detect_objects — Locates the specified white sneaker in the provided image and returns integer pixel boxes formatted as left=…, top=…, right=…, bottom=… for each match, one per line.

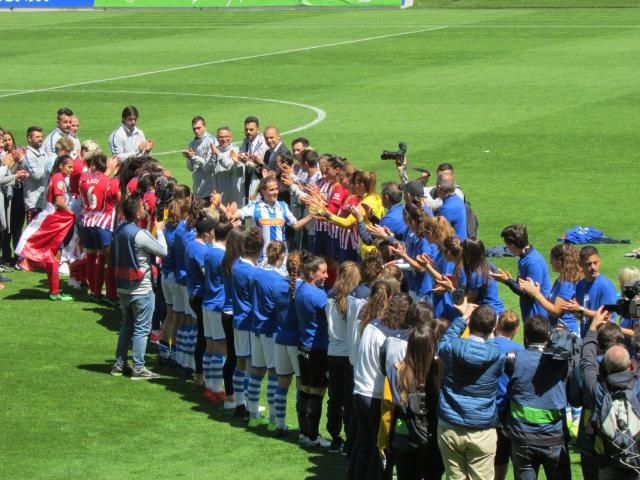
left=301, top=435, right=331, bottom=448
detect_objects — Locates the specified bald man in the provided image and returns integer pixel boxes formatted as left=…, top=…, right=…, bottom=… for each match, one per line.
left=262, top=126, right=290, bottom=173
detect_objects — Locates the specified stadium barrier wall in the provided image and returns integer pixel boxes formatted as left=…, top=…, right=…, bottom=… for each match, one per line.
left=92, top=0, right=404, bottom=7
left=0, top=0, right=93, bottom=7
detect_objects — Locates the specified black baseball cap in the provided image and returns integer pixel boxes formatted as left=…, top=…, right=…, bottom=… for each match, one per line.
left=399, top=180, right=426, bottom=198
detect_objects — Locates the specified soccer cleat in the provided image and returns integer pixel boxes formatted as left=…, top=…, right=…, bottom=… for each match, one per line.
left=130, top=367, right=161, bottom=381
left=0, top=274, right=12, bottom=282
left=149, top=330, right=162, bottom=345
left=50, top=293, right=73, bottom=301
left=267, top=422, right=278, bottom=432
left=233, top=404, right=249, bottom=419
left=247, top=417, right=270, bottom=428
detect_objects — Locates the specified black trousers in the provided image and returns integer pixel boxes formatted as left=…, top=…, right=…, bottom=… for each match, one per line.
left=327, top=355, right=354, bottom=442
left=222, top=312, right=236, bottom=396
left=188, top=295, right=205, bottom=375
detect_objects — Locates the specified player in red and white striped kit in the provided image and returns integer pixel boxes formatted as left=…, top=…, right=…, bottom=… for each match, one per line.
left=79, top=153, right=119, bottom=304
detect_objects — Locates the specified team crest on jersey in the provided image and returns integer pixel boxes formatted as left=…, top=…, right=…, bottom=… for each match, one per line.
left=259, top=218, right=285, bottom=227
left=57, top=181, right=64, bottom=191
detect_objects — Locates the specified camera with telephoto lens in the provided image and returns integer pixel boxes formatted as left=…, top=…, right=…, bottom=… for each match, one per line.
left=380, top=142, right=408, bottom=165
left=154, top=176, right=175, bottom=221
left=604, top=281, right=640, bottom=320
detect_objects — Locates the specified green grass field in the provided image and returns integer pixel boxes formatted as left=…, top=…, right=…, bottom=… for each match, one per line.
left=1, top=5, right=639, bottom=480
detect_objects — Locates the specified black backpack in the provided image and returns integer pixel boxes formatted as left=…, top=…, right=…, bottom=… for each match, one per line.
left=391, top=386, right=431, bottom=452
left=464, top=200, right=479, bottom=239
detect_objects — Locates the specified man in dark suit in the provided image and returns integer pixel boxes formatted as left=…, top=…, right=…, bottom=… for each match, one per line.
left=262, top=126, right=290, bottom=172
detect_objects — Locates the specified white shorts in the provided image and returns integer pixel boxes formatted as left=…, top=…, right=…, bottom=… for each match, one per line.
left=172, top=282, right=185, bottom=313
left=274, top=343, right=300, bottom=377
left=161, top=273, right=177, bottom=307
left=178, top=284, right=193, bottom=317
left=234, top=329, right=251, bottom=358
left=250, top=333, right=275, bottom=369
left=203, top=309, right=225, bottom=341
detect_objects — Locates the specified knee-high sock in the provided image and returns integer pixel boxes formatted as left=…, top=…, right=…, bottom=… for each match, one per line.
left=275, top=386, right=289, bottom=429
left=233, top=369, right=246, bottom=407
left=211, top=353, right=224, bottom=392
left=267, top=374, right=278, bottom=423
left=85, top=252, right=97, bottom=293
left=202, top=352, right=212, bottom=389
left=247, top=374, right=263, bottom=418
left=93, top=254, right=106, bottom=297
left=46, top=261, right=60, bottom=295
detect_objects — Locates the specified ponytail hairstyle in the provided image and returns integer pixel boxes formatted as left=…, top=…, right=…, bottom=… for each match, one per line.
left=359, top=279, right=400, bottom=333
left=361, top=249, right=383, bottom=284
left=397, top=323, right=441, bottom=406
left=222, top=229, right=244, bottom=276
left=353, top=170, right=377, bottom=196
left=186, top=198, right=207, bottom=230
left=301, top=254, right=326, bottom=282
left=243, top=227, right=264, bottom=257
left=381, top=293, right=413, bottom=330
left=333, top=261, right=361, bottom=318
left=52, top=154, right=73, bottom=175
left=213, top=212, right=233, bottom=243
left=194, top=211, right=217, bottom=236
left=286, top=251, right=303, bottom=299
left=462, top=237, right=490, bottom=290
left=266, top=240, right=286, bottom=267
left=551, top=243, right=583, bottom=283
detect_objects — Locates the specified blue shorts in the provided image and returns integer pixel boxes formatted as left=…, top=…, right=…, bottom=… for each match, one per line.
left=81, top=226, right=113, bottom=250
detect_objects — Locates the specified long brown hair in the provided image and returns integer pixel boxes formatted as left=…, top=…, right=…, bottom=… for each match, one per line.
left=359, top=279, right=400, bottom=333
left=381, top=293, right=413, bottom=330
left=550, top=244, right=583, bottom=283
left=397, top=323, right=442, bottom=406
left=333, top=261, right=361, bottom=318
left=424, top=216, right=455, bottom=248
left=222, top=229, right=244, bottom=276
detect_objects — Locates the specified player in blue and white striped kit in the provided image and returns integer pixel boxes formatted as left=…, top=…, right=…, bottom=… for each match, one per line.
left=246, top=240, right=288, bottom=429
left=230, top=227, right=264, bottom=419
left=232, top=177, right=313, bottom=258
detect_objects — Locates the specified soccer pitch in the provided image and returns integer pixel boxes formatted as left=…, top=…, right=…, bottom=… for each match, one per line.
left=0, top=5, right=639, bottom=479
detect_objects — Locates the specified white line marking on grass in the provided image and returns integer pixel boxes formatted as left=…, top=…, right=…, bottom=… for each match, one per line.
left=49, top=89, right=327, bottom=157
left=0, top=26, right=447, bottom=100
left=0, top=24, right=637, bottom=31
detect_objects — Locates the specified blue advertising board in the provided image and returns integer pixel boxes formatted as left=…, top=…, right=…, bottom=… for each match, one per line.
left=0, top=0, right=94, bottom=8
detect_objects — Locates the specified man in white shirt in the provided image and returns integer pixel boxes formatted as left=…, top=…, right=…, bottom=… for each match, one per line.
left=43, top=107, right=75, bottom=156
left=211, top=127, right=242, bottom=206
left=238, top=116, right=267, bottom=203
left=108, top=105, right=154, bottom=163
left=69, top=115, right=82, bottom=157
left=183, top=116, right=217, bottom=202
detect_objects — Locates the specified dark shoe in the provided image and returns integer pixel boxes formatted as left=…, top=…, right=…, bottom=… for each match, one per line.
left=329, top=437, right=344, bottom=454
left=111, top=363, right=133, bottom=377
left=0, top=274, right=12, bottom=283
